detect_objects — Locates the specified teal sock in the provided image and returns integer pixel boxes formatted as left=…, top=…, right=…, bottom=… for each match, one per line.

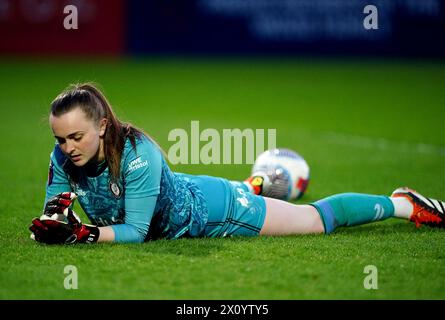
left=311, top=193, right=394, bottom=234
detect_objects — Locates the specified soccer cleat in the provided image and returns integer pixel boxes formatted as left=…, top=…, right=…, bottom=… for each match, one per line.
left=391, top=187, right=445, bottom=228
left=244, top=170, right=291, bottom=200
left=244, top=174, right=268, bottom=195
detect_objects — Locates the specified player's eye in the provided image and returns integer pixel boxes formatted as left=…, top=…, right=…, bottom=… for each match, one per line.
left=56, top=138, right=65, bottom=144
left=74, top=136, right=82, bottom=142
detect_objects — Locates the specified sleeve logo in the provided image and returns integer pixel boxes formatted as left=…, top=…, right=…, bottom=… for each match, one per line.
left=127, top=156, right=148, bottom=173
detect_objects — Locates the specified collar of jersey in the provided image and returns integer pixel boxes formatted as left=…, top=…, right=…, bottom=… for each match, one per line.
left=84, top=159, right=108, bottom=177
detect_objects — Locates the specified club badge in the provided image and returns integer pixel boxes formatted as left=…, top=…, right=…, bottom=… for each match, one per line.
left=109, top=182, right=122, bottom=199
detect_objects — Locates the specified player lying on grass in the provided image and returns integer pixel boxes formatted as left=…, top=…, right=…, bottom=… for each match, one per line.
left=29, top=83, right=445, bottom=244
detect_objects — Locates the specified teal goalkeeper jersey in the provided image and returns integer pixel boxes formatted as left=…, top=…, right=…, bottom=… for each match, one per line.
left=44, top=135, right=208, bottom=243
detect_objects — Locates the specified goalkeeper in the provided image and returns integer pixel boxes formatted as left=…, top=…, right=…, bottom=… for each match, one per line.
left=29, top=84, right=445, bottom=244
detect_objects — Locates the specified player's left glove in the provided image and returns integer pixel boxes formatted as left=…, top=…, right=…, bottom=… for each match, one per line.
left=43, top=192, right=77, bottom=219
left=29, top=208, right=100, bottom=244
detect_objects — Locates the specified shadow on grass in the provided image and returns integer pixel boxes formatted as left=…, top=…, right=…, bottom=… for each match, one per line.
left=31, top=221, right=441, bottom=257
left=331, top=220, right=436, bottom=237
left=124, top=235, right=277, bottom=258
left=27, top=233, right=273, bottom=258
left=120, top=237, right=228, bottom=257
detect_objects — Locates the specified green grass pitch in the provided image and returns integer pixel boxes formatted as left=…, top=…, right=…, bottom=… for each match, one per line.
left=0, top=58, right=444, bottom=299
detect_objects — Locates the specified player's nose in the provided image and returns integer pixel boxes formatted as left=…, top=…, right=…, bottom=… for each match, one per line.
left=66, top=140, right=76, bottom=154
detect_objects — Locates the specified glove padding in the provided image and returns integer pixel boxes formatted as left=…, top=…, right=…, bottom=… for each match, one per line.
left=43, top=192, right=77, bottom=219
left=30, top=208, right=99, bottom=244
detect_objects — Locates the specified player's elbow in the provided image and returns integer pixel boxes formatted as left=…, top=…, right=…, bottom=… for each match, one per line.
left=134, top=227, right=147, bottom=243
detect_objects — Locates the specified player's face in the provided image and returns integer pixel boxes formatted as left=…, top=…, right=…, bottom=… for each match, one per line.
left=50, top=107, right=107, bottom=167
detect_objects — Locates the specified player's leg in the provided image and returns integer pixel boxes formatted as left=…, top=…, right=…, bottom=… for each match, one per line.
left=260, top=192, right=414, bottom=236
left=232, top=181, right=397, bottom=235
left=259, top=198, right=324, bottom=235
left=311, top=193, right=395, bottom=233
left=242, top=163, right=445, bottom=230
left=240, top=174, right=398, bottom=234
left=266, top=187, right=443, bottom=235
left=260, top=193, right=395, bottom=235
left=195, top=174, right=445, bottom=237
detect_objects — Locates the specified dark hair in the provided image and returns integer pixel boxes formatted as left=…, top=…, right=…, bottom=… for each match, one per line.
left=50, top=83, right=152, bottom=182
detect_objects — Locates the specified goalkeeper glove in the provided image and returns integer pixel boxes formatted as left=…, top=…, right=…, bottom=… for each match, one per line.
left=43, top=192, right=77, bottom=219
left=30, top=208, right=99, bottom=244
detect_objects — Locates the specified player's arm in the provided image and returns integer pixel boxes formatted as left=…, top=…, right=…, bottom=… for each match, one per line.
left=31, top=139, right=162, bottom=244
left=97, top=226, right=115, bottom=242
left=31, top=193, right=159, bottom=244
left=98, top=195, right=159, bottom=243
left=110, top=139, right=162, bottom=243
left=31, top=193, right=158, bottom=243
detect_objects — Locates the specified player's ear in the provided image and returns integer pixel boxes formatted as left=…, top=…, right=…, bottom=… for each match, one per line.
left=99, top=118, right=107, bottom=137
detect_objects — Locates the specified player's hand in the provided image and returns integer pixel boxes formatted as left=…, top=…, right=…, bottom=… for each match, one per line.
left=29, top=208, right=99, bottom=244
left=43, top=192, right=77, bottom=217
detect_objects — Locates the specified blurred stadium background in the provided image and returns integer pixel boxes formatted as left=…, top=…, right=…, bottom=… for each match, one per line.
left=1, top=0, right=444, bottom=56
left=1, top=0, right=444, bottom=300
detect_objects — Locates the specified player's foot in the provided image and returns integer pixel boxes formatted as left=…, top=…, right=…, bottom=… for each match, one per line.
left=391, top=187, right=445, bottom=228
left=244, top=170, right=290, bottom=200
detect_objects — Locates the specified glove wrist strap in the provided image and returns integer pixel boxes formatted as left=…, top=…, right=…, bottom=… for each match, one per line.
left=68, top=225, right=100, bottom=244
left=82, top=225, right=100, bottom=244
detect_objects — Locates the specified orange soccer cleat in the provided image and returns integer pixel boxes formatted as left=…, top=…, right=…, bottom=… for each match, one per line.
left=391, top=187, right=445, bottom=228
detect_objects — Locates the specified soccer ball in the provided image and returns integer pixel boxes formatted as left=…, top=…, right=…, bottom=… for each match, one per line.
left=251, top=148, right=310, bottom=201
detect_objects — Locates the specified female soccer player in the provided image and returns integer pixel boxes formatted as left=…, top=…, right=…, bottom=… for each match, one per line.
left=29, top=83, right=445, bottom=244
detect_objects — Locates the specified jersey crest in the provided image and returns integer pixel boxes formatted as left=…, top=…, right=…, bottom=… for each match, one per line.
left=109, top=181, right=122, bottom=199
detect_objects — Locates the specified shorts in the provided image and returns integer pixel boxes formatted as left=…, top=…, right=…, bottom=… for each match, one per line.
left=181, top=174, right=267, bottom=237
